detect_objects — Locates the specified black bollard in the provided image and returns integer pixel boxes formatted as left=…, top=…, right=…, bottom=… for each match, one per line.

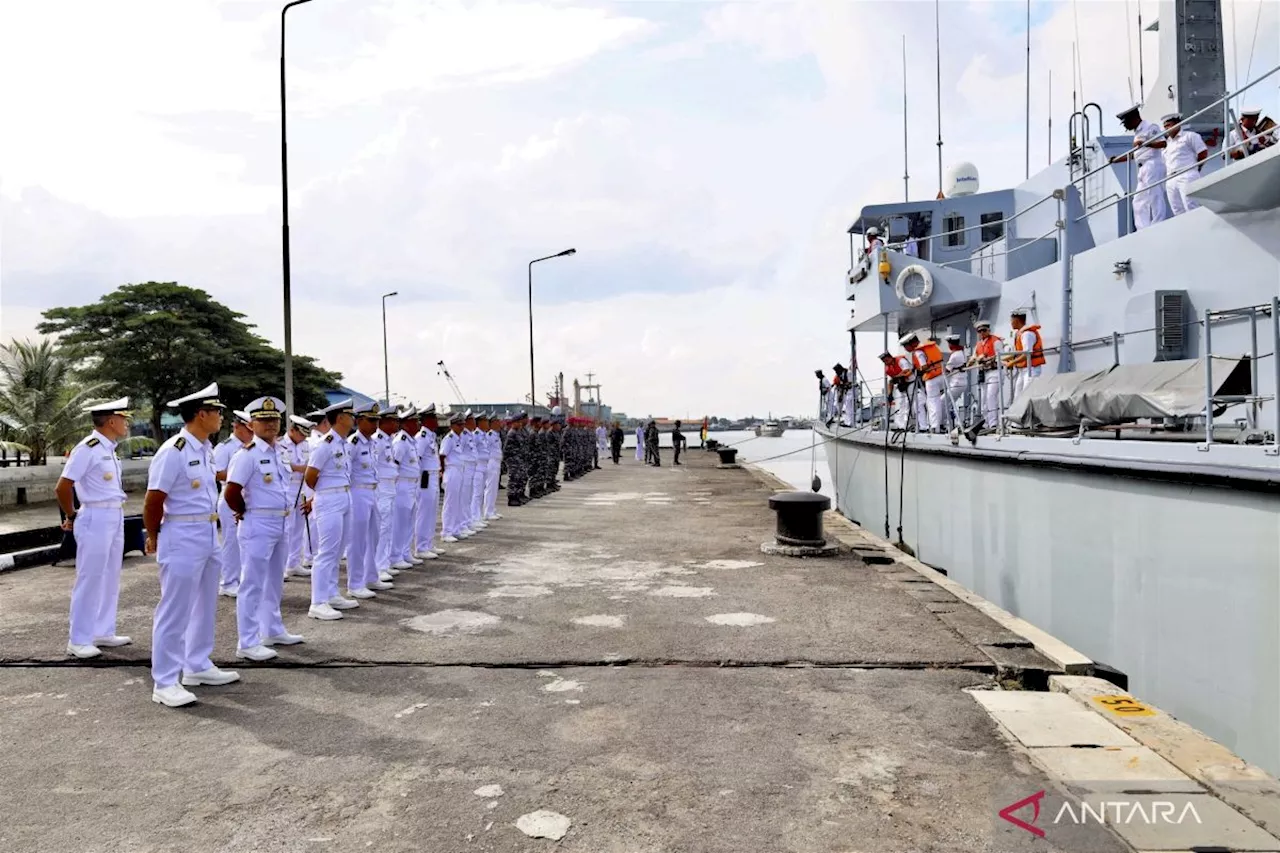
left=705, top=439, right=720, bottom=452
left=767, top=491, right=831, bottom=547
left=716, top=447, right=738, bottom=465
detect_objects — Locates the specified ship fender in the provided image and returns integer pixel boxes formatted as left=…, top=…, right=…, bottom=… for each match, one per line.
left=895, top=264, right=933, bottom=308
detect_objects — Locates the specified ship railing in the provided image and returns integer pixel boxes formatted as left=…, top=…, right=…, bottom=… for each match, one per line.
left=1069, top=61, right=1280, bottom=225
left=844, top=299, right=1277, bottom=453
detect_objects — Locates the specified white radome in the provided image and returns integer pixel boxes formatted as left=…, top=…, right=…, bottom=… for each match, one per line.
left=944, top=162, right=980, bottom=197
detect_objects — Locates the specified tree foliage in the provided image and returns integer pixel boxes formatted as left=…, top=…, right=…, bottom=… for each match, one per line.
left=38, top=282, right=342, bottom=437
left=0, top=338, right=106, bottom=463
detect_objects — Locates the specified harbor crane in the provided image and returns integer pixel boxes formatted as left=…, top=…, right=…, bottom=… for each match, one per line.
left=436, top=360, right=467, bottom=405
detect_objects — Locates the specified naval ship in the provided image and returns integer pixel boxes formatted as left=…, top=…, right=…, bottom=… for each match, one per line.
left=819, top=0, right=1280, bottom=776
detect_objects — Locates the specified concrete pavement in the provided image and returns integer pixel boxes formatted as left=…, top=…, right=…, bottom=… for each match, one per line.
left=0, top=451, right=1129, bottom=852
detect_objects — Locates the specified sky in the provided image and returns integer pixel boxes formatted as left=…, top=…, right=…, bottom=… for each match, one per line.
left=2, top=0, right=1277, bottom=420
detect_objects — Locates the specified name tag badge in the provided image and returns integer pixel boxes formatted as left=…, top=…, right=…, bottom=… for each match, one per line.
left=188, top=459, right=200, bottom=466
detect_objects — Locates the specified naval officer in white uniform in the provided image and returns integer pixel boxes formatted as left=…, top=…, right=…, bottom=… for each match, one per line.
left=1111, top=105, right=1170, bottom=230
left=57, top=397, right=133, bottom=659
left=223, top=396, right=304, bottom=662
left=1153, top=112, right=1208, bottom=216
left=470, top=412, right=491, bottom=529
left=483, top=412, right=503, bottom=521
left=439, top=412, right=467, bottom=542
left=346, top=402, right=385, bottom=599
left=373, top=407, right=401, bottom=581
left=390, top=406, right=422, bottom=568
left=303, top=399, right=358, bottom=620
left=280, top=414, right=313, bottom=578
left=145, top=383, right=240, bottom=708
left=413, top=405, right=442, bottom=560
left=213, top=410, right=253, bottom=597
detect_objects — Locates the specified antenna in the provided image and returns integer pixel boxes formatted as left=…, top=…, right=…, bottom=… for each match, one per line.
left=902, top=34, right=910, bottom=202
left=1025, top=0, right=1031, bottom=180
left=1136, top=0, right=1144, bottom=104
left=1071, top=42, right=1078, bottom=118
left=1048, top=69, right=1053, bottom=164
left=934, top=0, right=943, bottom=197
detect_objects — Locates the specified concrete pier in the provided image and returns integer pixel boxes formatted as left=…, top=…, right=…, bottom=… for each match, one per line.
left=0, top=452, right=1267, bottom=851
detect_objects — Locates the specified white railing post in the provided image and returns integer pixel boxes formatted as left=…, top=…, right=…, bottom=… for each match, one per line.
left=1201, top=309, right=1214, bottom=451
left=1249, top=306, right=1260, bottom=431
left=1271, top=297, right=1280, bottom=456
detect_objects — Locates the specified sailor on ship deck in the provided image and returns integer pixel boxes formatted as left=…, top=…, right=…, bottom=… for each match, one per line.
left=1110, top=105, right=1170, bottom=230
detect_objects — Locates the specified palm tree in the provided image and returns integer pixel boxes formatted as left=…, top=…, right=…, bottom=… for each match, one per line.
left=0, top=338, right=106, bottom=465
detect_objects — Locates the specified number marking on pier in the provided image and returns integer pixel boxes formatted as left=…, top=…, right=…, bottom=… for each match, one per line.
left=1092, top=695, right=1155, bottom=717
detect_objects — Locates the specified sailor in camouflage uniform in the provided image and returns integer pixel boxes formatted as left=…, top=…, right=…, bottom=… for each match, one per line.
left=505, top=412, right=528, bottom=506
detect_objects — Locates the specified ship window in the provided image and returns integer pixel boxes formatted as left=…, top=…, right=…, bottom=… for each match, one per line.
left=980, top=212, right=1005, bottom=243
left=943, top=213, right=965, bottom=248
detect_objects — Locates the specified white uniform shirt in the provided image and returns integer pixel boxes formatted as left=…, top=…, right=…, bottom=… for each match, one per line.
left=895, top=355, right=914, bottom=379
left=459, top=428, right=477, bottom=465
left=348, top=432, right=379, bottom=486
left=1229, top=119, right=1276, bottom=156
left=226, top=436, right=290, bottom=512
left=1132, top=119, right=1163, bottom=166
left=440, top=430, right=465, bottom=470
left=373, top=429, right=397, bottom=481
left=945, top=350, right=967, bottom=374
left=472, top=428, right=489, bottom=464
left=148, top=429, right=218, bottom=518
left=213, top=436, right=242, bottom=474
left=487, top=429, right=503, bottom=462
left=307, top=432, right=351, bottom=491
left=393, top=431, right=419, bottom=479
left=63, top=430, right=125, bottom=505
left=416, top=427, right=440, bottom=472
left=1164, top=130, right=1207, bottom=174
left=280, top=435, right=308, bottom=484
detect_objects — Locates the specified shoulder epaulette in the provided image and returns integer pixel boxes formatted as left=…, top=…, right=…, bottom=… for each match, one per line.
left=86, top=437, right=100, bottom=447
left=175, top=437, right=187, bottom=450
left=325, top=434, right=335, bottom=443
left=348, top=434, right=358, bottom=444
left=241, top=441, right=253, bottom=450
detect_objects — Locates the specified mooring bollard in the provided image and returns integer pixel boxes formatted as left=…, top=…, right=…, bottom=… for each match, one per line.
left=716, top=447, right=738, bottom=465
left=768, top=491, right=831, bottom=547
left=705, top=439, right=720, bottom=452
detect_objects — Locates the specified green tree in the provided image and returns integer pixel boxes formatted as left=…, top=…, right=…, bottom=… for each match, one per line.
left=0, top=338, right=107, bottom=464
left=38, top=282, right=342, bottom=438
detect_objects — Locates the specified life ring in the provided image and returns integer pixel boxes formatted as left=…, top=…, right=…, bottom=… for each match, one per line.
left=895, top=264, right=933, bottom=308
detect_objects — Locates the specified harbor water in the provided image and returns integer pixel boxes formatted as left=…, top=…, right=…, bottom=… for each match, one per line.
left=622, top=428, right=832, bottom=497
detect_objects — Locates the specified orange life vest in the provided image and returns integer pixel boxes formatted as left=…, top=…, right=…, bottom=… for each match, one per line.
left=883, top=358, right=904, bottom=380
left=975, top=334, right=1003, bottom=360
left=918, top=341, right=945, bottom=381
left=1010, top=325, right=1045, bottom=368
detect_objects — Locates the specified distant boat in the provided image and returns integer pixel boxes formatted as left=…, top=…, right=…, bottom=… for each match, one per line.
left=755, top=420, right=785, bottom=437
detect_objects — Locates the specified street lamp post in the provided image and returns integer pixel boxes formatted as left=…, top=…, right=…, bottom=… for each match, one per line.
left=280, top=0, right=315, bottom=421
left=381, top=291, right=398, bottom=408
left=528, top=248, right=577, bottom=413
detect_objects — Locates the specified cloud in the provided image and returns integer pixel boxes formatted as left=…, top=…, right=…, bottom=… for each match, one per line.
left=3, top=0, right=1278, bottom=421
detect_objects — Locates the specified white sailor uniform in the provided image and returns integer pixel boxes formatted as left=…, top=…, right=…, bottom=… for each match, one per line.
left=227, top=435, right=293, bottom=652
left=63, top=430, right=126, bottom=649
left=414, top=425, right=441, bottom=555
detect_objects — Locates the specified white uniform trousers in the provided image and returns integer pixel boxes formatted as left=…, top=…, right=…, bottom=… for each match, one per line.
left=911, top=382, right=929, bottom=431
left=285, top=481, right=306, bottom=570
left=441, top=466, right=463, bottom=537
left=347, top=486, right=379, bottom=592
left=416, top=471, right=440, bottom=553
left=375, top=480, right=396, bottom=572
left=309, top=491, right=350, bottom=606
left=634, top=437, right=644, bottom=461
left=947, top=376, right=968, bottom=429
left=1133, top=160, right=1170, bottom=230
left=891, top=387, right=909, bottom=429
left=458, top=462, right=475, bottom=530
left=469, top=464, right=486, bottom=525
left=1012, top=366, right=1042, bottom=401
left=236, top=513, right=288, bottom=649
left=1165, top=170, right=1199, bottom=216
left=150, top=520, right=220, bottom=688
left=484, top=459, right=501, bottom=518
left=68, top=505, right=125, bottom=645
left=392, top=480, right=417, bottom=563
left=981, top=372, right=1002, bottom=428
left=216, top=495, right=242, bottom=589
left=924, top=375, right=946, bottom=432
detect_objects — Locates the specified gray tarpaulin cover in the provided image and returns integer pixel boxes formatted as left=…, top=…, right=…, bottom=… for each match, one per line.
left=1005, top=356, right=1251, bottom=428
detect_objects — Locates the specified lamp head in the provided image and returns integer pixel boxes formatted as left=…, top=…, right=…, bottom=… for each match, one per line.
left=559, top=248, right=577, bottom=257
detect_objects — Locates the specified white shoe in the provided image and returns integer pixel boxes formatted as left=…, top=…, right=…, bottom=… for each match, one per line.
left=262, top=632, right=305, bottom=645
left=308, top=603, right=343, bottom=620
left=473, top=521, right=488, bottom=529
left=419, top=551, right=439, bottom=560
left=328, top=595, right=359, bottom=610
left=369, top=580, right=394, bottom=591
left=412, top=551, right=433, bottom=559
left=442, top=535, right=459, bottom=543
left=406, top=556, right=423, bottom=565
left=235, top=645, right=278, bottom=662
left=93, top=635, right=132, bottom=647
left=459, top=530, right=473, bottom=539
left=380, top=570, right=396, bottom=581
left=391, top=560, right=412, bottom=569
left=218, top=584, right=239, bottom=598
left=181, top=667, right=241, bottom=687
left=349, top=587, right=376, bottom=599
left=67, top=642, right=102, bottom=659
left=293, top=566, right=312, bottom=577
left=490, top=513, right=503, bottom=520
left=152, top=684, right=197, bottom=708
